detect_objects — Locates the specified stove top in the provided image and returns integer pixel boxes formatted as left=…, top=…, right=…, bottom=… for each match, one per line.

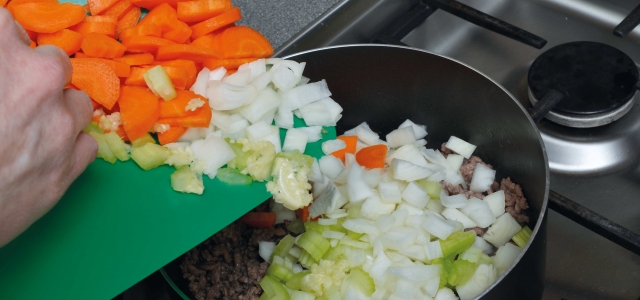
left=276, top=0, right=640, bottom=298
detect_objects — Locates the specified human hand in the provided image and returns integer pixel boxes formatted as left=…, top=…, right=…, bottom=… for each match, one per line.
left=0, top=8, right=97, bottom=247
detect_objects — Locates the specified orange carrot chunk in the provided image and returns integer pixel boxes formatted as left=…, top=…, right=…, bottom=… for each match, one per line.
left=121, top=35, right=175, bottom=53
left=331, top=135, right=358, bottom=162
left=5, top=0, right=57, bottom=15
left=119, top=86, right=161, bottom=141
left=113, top=53, right=155, bottom=65
left=176, top=0, right=231, bottom=24
left=88, top=0, right=120, bottom=16
left=355, top=144, right=388, bottom=169
left=70, top=22, right=117, bottom=39
left=70, top=58, right=120, bottom=110
left=130, top=0, right=179, bottom=10
left=1, top=0, right=9, bottom=7
left=72, top=58, right=130, bottom=77
left=202, top=58, right=255, bottom=70
left=119, top=23, right=163, bottom=40
left=157, top=126, right=188, bottom=145
left=115, top=7, right=141, bottom=39
left=137, top=3, right=177, bottom=31
left=155, top=44, right=221, bottom=62
left=102, top=0, right=134, bottom=19
left=81, top=33, right=127, bottom=58
left=189, top=6, right=240, bottom=40
left=85, top=15, right=118, bottom=24
left=125, top=66, right=189, bottom=89
left=162, top=20, right=192, bottom=44
left=158, top=89, right=204, bottom=118
left=240, top=212, right=276, bottom=229
left=157, top=59, right=197, bottom=88
left=12, top=3, right=86, bottom=33
left=74, top=52, right=89, bottom=58
left=156, top=104, right=211, bottom=128
left=37, top=29, right=84, bottom=56
left=218, top=26, right=273, bottom=59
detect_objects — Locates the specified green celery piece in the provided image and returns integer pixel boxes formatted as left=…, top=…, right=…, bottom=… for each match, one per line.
left=216, top=168, right=252, bottom=185
left=272, top=235, right=296, bottom=261
left=266, top=263, right=294, bottom=283
left=130, top=143, right=170, bottom=170
left=342, top=267, right=375, bottom=297
left=323, top=286, right=341, bottom=300
left=104, top=132, right=130, bottom=161
left=296, top=230, right=331, bottom=261
left=347, top=206, right=361, bottom=219
left=131, top=133, right=156, bottom=148
left=478, top=253, right=492, bottom=266
left=83, top=122, right=103, bottom=134
left=448, top=259, right=476, bottom=286
left=304, top=220, right=346, bottom=235
left=433, top=255, right=455, bottom=288
left=276, top=150, right=313, bottom=169
left=170, top=166, right=204, bottom=195
left=416, top=180, right=442, bottom=199
left=439, top=231, right=476, bottom=258
left=323, top=244, right=347, bottom=261
left=285, top=270, right=310, bottom=290
left=286, top=219, right=305, bottom=235
left=88, top=132, right=117, bottom=164
left=459, top=247, right=483, bottom=263
left=512, top=226, right=533, bottom=248
left=144, top=65, right=177, bottom=101
left=298, top=249, right=317, bottom=269
left=258, top=292, right=268, bottom=300
left=259, top=275, right=290, bottom=300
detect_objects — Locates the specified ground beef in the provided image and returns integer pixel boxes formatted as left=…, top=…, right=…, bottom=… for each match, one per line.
left=440, top=142, right=454, bottom=157
left=180, top=212, right=286, bottom=300
left=466, top=227, right=487, bottom=236
left=501, top=177, right=530, bottom=223
left=459, top=156, right=492, bottom=185
left=441, top=182, right=484, bottom=199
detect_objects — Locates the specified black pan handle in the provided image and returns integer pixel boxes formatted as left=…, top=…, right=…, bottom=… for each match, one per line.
left=614, top=3, right=640, bottom=38
left=528, top=89, right=563, bottom=123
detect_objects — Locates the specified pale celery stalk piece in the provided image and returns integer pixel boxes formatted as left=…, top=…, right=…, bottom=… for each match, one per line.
left=512, top=225, right=533, bottom=248
left=104, top=132, right=130, bottom=161
left=341, top=267, right=375, bottom=297
left=88, top=132, right=116, bottom=164
left=170, top=166, right=204, bottom=195
left=144, top=65, right=177, bottom=101
left=131, top=133, right=156, bottom=148
left=130, top=143, right=170, bottom=170
left=260, top=275, right=290, bottom=300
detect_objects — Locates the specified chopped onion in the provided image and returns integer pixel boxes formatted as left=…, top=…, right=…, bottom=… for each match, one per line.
left=281, top=80, right=332, bottom=110
left=380, top=227, right=420, bottom=251
left=359, top=195, right=396, bottom=221
left=369, top=251, right=393, bottom=283
left=387, top=144, right=429, bottom=167
left=206, top=81, right=257, bottom=110
left=434, top=287, right=458, bottom=300
left=401, top=182, right=429, bottom=209
left=363, top=168, right=383, bottom=188
left=309, top=158, right=324, bottom=182
left=386, top=264, right=440, bottom=282
left=239, top=58, right=266, bottom=81
left=298, top=97, right=343, bottom=126
left=439, top=192, right=468, bottom=208
left=420, top=148, right=450, bottom=168
left=222, top=68, right=251, bottom=86
left=222, top=114, right=249, bottom=137
left=297, top=76, right=310, bottom=86
left=275, top=209, right=296, bottom=224
left=292, top=263, right=304, bottom=274
left=378, top=181, right=402, bottom=204
left=250, top=70, right=273, bottom=91
left=446, top=154, right=464, bottom=171
left=426, top=199, right=445, bottom=214
left=319, top=155, right=345, bottom=180
left=343, top=219, right=379, bottom=236
left=492, top=243, right=523, bottom=275
left=441, top=208, right=477, bottom=229
left=425, top=240, right=443, bottom=260
left=190, top=67, right=210, bottom=97
left=177, top=127, right=208, bottom=142
left=322, top=139, right=346, bottom=155
left=322, top=230, right=345, bottom=240
left=398, top=245, right=427, bottom=262
left=426, top=171, right=446, bottom=183
left=274, top=105, right=294, bottom=128
left=259, top=125, right=282, bottom=153
left=347, top=162, right=375, bottom=203
left=470, top=164, right=496, bottom=192
left=375, top=214, right=396, bottom=233
left=455, top=264, right=497, bottom=300
left=398, top=119, right=427, bottom=139
left=445, top=136, right=477, bottom=159
left=415, top=139, right=427, bottom=147
left=283, top=128, right=308, bottom=153
left=296, top=126, right=323, bottom=142
left=443, top=169, right=465, bottom=186
left=421, top=213, right=461, bottom=240
left=245, top=120, right=273, bottom=141
left=355, top=125, right=380, bottom=145
left=239, top=88, right=281, bottom=123
left=396, top=202, right=424, bottom=216
left=473, top=236, right=495, bottom=255
left=460, top=198, right=496, bottom=228
left=386, top=126, right=416, bottom=148
left=484, top=190, right=506, bottom=218
left=271, top=63, right=298, bottom=92
left=390, top=159, right=434, bottom=182
left=483, top=213, right=522, bottom=247
left=265, top=58, right=283, bottom=65
left=258, top=241, right=276, bottom=263
left=208, top=66, right=226, bottom=81
left=191, top=135, right=235, bottom=179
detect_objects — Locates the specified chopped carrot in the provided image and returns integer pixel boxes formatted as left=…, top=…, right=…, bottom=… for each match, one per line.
left=5, top=0, right=56, bottom=15
left=225, top=69, right=236, bottom=76
left=119, top=23, right=163, bottom=40
left=25, top=30, right=38, bottom=42
left=91, top=99, right=101, bottom=110
left=156, top=104, right=211, bottom=128
left=189, top=6, right=240, bottom=39
left=70, top=22, right=117, bottom=38
left=88, top=0, right=120, bottom=16
left=295, top=206, right=320, bottom=222
left=115, top=7, right=141, bottom=38
left=113, top=53, right=155, bottom=65
left=1, top=0, right=8, bottom=7
left=121, top=35, right=175, bottom=53
left=36, top=29, right=84, bottom=56
left=158, top=89, right=204, bottom=118
left=137, top=3, right=177, bottom=32
left=118, top=86, right=160, bottom=141
left=29, top=40, right=36, bottom=48
left=157, top=126, right=187, bottom=145
left=12, top=2, right=86, bottom=33
left=177, top=0, right=231, bottom=24
left=162, top=20, right=192, bottom=44
left=125, top=66, right=189, bottom=89
left=240, top=212, right=276, bottom=229
left=331, top=135, right=358, bottom=162
left=114, top=126, right=129, bottom=142
left=102, top=0, right=134, bottom=19
left=155, top=44, right=221, bottom=62
left=99, top=58, right=131, bottom=77
left=74, top=52, right=89, bottom=58
left=217, top=26, right=273, bottom=59
left=157, top=59, right=196, bottom=87
left=85, top=15, right=118, bottom=24
left=355, top=144, right=388, bottom=169
left=70, top=58, right=120, bottom=110
left=130, top=0, right=179, bottom=10
left=190, top=33, right=217, bottom=48
left=81, top=33, right=126, bottom=58
left=202, top=58, right=255, bottom=70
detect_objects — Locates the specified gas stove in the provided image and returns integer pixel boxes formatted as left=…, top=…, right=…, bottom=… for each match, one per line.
left=276, top=0, right=640, bottom=299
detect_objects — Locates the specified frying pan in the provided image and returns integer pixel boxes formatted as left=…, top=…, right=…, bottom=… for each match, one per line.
left=162, top=44, right=549, bottom=299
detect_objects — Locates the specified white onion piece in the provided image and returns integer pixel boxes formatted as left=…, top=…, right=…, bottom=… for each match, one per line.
left=258, top=241, right=276, bottom=263
left=445, top=136, right=477, bottom=159
left=363, top=169, right=383, bottom=188
left=483, top=213, right=522, bottom=247
left=441, top=208, right=477, bottom=229
left=426, top=171, right=445, bottom=183
left=245, top=120, right=273, bottom=141
left=421, top=213, right=461, bottom=240
left=420, top=148, right=450, bottom=168
left=283, top=128, right=308, bottom=153
left=222, top=68, right=251, bottom=86
left=282, top=60, right=305, bottom=79
left=275, top=209, right=296, bottom=224
left=396, top=202, right=424, bottom=216
left=309, top=182, right=346, bottom=218
left=446, top=154, right=464, bottom=171
left=259, top=125, right=282, bottom=153
left=208, top=66, right=226, bottom=81
left=271, top=63, right=298, bottom=92
left=274, top=105, right=294, bottom=128
left=415, top=139, right=427, bottom=147
left=460, top=198, right=496, bottom=228
left=207, top=81, right=257, bottom=110
left=258, top=107, right=277, bottom=125
left=484, top=190, right=506, bottom=218
left=425, top=240, right=443, bottom=260
left=444, top=169, right=465, bottom=186
left=355, top=125, right=379, bottom=145
left=297, top=76, right=310, bottom=86
left=440, top=192, right=468, bottom=208
left=222, top=114, right=249, bottom=137
left=296, top=126, right=323, bottom=142
left=386, top=126, right=416, bottom=148
left=398, top=119, right=428, bottom=139
left=299, top=97, right=343, bottom=126
left=473, top=236, right=495, bottom=255
left=375, top=214, right=396, bottom=233
left=318, top=218, right=338, bottom=226
left=434, top=287, right=458, bottom=300
left=321, top=139, right=346, bottom=155
left=343, top=219, right=379, bottom=236
left=380, top=227, right=420, bottom=251
left=344, top=122, right=370, bottom=136
left=265, top=58, right=283, bottom=65
left=177, top=127, right=208, bottom=142
left=190, top=67, right=210, bottom=97
left=319, top=155, right=345, bottom=180
left=426, top=199, right=445, bottom=214
left=322, top=230, right=345, bottom=240
left=240, top=88, right=281, bottom=123
left=470, top=164, right=496, bottom=192
left=281, top=80, right=332, bottom=110
left=308, top=158, right=323, bottom=182
left=312, top=177, right=328, bottom=199
left=359, top=195, right=396, bottom=221
left=347, top=162, right=375, bottom=204
left=164, top=142, right=190, bottom=149
left=456, top=264, right=497, bottom=300
left=191, top=135, right=235, bottom=179
left=399, top=244, right=427, bottom=262
left=209, top=110, right=233, bottom=131
left=250, top=70, right=273, bottom=91
left=390, top=159, right=434, bottom=182
left=378, top=181, right=402, bottom=204
left=242, top=58, right=266, bottom=81
left=386, top=144, right=429, bottom=167
left=370, top=251, right=393, bottom=283
left=424, top=275, right=441, bottom=298
left=493, top=243, right=523, bottom=275
left=387, top=264, right=440, bottom=282
left=401, top=182, right=429, bottom=209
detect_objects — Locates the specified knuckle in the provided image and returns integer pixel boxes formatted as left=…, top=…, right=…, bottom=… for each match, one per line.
left=35, top=46, right=72, bottom=87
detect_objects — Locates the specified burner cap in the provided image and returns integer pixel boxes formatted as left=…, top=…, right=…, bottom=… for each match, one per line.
left=528, top=41, right=639, bottom=115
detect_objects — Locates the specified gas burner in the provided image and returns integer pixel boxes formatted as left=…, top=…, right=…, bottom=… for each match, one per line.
left=528, top=41, right=639, bottom=128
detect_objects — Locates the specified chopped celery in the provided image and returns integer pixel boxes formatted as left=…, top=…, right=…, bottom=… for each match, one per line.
left=130, top=143, right=170, bottom=170
left=171, top=166, right=204, bottom=195
left=459, top=247, right=483, bottom=263
left=276, top=150, right=314, bottom=169
left=447, top=259, right=476, bottom=286
left=478, top=253, right=492, bottom=266
left=144, top=65, right=177, bottom=101
left=227, top=138, right=276, bottom=182
left=131, top=133, right=156, bottom=148
left=342, top=267, right=375, bottom=297
left=272, top=235, right=296, bottom=260
left=288, top=290, right=315, bottom=300
left=266, top=263, right=294, bottom=283
left=88, top=132, right=117, bottom=164
left=298, top=249, right=317, bottom=269
left=296, top=230, right=331, bottom=261
left=322, top=244, right=347, bottom=261
left=439, top=231, right=476, bottom=258
left=216, top=168, right=252, bottom=185
left=433, top=255, right=455, bottom=288
left=317, top=286, right=340, bottom=300
left=512, top=226, right=533, bottom=248
left=285, top=270, right=310, bottom=290
left=287, top=219, right=305, bottom=235
left=304, top=220, right=346, bottom=235
left=83, top=122, right=103, bottom=134
left=259, top=293, right=268, bottom=300
left=104, top=132, right=130, bottom=161
left=259, top=275, right=290, bottom=300
left=416, top=180, right=442, bottom=199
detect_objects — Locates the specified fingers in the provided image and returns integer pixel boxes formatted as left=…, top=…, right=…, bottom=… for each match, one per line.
left=0, top=8, right=28, bottom=46
left=68, top=132, right=98, bottom=182
left=33, top=45, right=73, bottom=87
left=13, top=21, right=31, bottom=46
left=63, top=88, right=93, bottom=133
